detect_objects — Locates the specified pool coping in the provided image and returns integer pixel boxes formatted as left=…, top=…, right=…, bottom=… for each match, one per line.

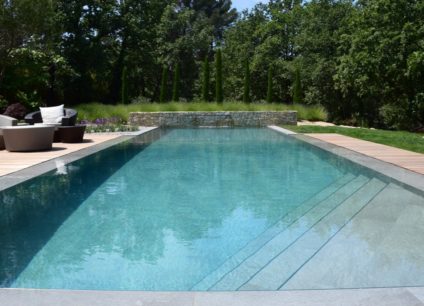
left=2, top=126, right=424, bottom=305
left=1, top=287, right=424, bottom=305
left=268, top=126, right=424, bottom=195
left=0, top=127, right=158, bottom=192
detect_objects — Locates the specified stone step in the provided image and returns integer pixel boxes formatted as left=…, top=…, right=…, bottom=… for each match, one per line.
left=192, top=173, right=356, bottom=290
left=239, top=178, right=387, bottom=291
left=210, top=175, right=372, bottom=291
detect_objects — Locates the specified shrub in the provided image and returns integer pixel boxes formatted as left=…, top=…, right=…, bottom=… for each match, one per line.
left=3, top=103, right=27, bottom=119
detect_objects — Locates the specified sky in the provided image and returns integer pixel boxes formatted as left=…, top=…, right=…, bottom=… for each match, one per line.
left=232, top=0, right=262, bottom=12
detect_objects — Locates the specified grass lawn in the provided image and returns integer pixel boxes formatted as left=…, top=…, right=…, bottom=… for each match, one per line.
left=283, top=125, right=424, bottom=154
left=76, top=102, right=327, bottom=122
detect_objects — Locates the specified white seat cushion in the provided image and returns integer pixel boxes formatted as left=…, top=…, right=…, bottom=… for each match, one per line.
left=40, top=105, right=64, bottom=124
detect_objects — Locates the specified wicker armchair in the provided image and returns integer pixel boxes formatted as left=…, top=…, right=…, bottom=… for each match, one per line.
left=25, top=108, right=78, bottom=126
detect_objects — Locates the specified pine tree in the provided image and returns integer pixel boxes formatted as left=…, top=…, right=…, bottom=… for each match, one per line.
left=159, top=66, right=168, bottom=103
left=243, top=59, right=251, bottom=103
left=215, top=49, right=223, bottom=104
left=172, top=62, right=180, bottom=101
left=293, top=68, right=302, bottom=104
left=201, top=56, right=210, bottom=101
left=266, top=67, right=273, bottom=103
left=121, top=66, right=129, bottom=104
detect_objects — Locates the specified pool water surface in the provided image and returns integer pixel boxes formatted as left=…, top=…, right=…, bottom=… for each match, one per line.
left=1, top=128, right=423, bottom=291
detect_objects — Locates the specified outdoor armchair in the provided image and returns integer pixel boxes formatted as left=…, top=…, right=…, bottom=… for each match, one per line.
left=25, top=108, right=78, bottom=126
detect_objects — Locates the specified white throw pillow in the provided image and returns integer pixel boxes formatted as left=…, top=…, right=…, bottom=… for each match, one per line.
left=40, top=105, right=64, bottom=124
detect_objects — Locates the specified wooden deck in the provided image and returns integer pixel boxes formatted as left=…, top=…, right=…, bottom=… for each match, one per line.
left=0, top=134, right=121, bottom=177
left=306, top=133, right=424, bottom=175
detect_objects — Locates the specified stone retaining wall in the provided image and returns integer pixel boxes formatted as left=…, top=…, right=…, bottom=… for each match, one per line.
left=129, top=111, right=297, bottom=127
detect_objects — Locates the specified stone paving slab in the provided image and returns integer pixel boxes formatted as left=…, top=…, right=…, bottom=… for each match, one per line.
left=1, top=287, right=424, bottom=306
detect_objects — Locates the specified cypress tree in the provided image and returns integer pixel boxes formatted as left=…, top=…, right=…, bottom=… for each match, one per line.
left=121, top=66, right=129, bottom=104
left=293, top=68, right=303, bottom=104
left=172, top=62, right=180, bottom=102
left=215, top=49, right=223, bottom=104
left=201, top=56, right=210, bottom=101
left=243, top=59, right=251, bottom=103
left=266, top=67, right=273, bottom=103
left=159, top=65, right=168, bottom=103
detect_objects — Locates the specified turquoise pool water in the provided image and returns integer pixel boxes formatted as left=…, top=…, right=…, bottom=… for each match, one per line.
left=2, top=128, right=422, bottom=291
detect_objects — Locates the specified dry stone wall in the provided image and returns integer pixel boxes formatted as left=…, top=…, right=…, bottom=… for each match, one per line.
left=129, top=111, right=297, bottom=127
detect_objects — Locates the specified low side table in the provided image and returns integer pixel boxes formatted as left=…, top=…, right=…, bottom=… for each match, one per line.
left=58, top=125, right=86, bottom=143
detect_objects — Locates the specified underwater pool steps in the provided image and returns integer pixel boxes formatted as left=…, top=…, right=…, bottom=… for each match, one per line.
left=241, top=178, right=387, bottom=290
left=208, top=176, right=387, bottom=291
left=192, top=174, right=357, bottom=290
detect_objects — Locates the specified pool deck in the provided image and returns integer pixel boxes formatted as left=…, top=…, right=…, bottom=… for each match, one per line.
left=0, top=134, right=121, bottom=177
left=305, top=133, right=424, bottom=175
left=0, top=127, right=157, bottom=191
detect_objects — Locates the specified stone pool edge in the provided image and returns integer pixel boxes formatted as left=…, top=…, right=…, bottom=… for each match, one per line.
left=1, top=287, right=424, bottom=306
left=268, top=125, right=424, bottom=195
left=0, top=127, right=158, bottom=192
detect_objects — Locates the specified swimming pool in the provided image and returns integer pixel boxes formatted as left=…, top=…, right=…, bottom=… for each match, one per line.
left=1, top=128, right=423, bottom=291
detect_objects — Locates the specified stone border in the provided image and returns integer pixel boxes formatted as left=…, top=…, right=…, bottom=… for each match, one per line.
left=129, top=111, right=297, bottom=127
left=1, top=287, right=424, bottom=306
left=0, top=127, right=158, bottom=192
left=268, top=126, right=424, bottom=195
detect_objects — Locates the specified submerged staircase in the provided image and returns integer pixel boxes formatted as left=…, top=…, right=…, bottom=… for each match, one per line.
left=192, top=174, right=387, bottom=291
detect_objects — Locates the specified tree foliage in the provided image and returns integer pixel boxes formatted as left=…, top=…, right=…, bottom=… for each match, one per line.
left=159, top=66, right=168, bottom=103
left=293, top=68, right=302, bottom=104
left=121, top=67, right=129, bottom=104
left=266, top=67, right=273, bottom=103
left=0, top=0, right=422, bottom=130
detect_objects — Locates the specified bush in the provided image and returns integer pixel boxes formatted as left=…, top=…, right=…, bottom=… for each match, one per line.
left=3, top=103, right=27, bottom=119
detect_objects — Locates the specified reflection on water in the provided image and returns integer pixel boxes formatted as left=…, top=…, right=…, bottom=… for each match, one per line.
left=1, top=128, right=378, bottom=290
left=0, top=129, right=164, bottom=287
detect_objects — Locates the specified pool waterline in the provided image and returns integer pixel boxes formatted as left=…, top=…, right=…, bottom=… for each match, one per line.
left=1, top=128, right=423, bottom=291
